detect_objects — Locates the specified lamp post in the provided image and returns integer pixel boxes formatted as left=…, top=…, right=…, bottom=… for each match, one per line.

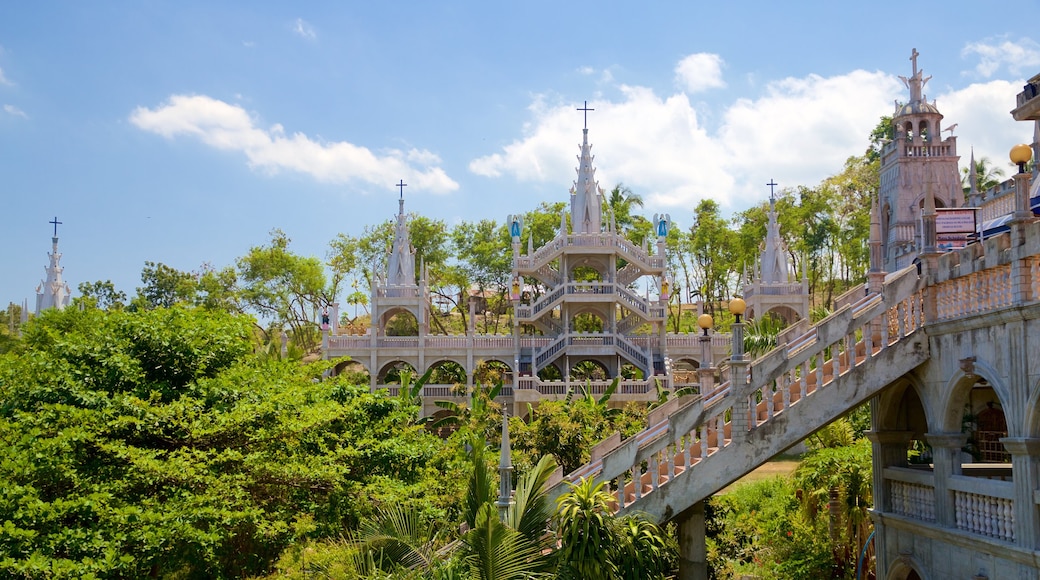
left=1011, top=144, right=1034, bottom=222
left=697, top=313, right=714, bottom=391
left=728, top=297, right=749, bottom=438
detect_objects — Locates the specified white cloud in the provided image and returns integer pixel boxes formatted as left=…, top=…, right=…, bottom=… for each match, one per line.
left=937, top=79, right=1032, bottom=176
left=470, top=68, right=904, bottom=210
left=0, top=66, right=11, bottom=86
left=962, top=37, right=1040, bottom=78
left=130, top=94, right=459, bottom=193
left=293, top=18, right=316, bottom=40
left=3, top=104, right=27, bottom=118
left=675, top=53, right=726, bottom=94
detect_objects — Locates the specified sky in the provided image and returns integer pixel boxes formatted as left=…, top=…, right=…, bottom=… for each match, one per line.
left=3, top=1, right=1040, bottom=309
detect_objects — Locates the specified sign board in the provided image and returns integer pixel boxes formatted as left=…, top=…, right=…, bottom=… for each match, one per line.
left=935, top=208, right=978, bottom=250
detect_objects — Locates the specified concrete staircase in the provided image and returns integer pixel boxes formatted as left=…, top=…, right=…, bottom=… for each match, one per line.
left=546, top=265, right=931, bottom=523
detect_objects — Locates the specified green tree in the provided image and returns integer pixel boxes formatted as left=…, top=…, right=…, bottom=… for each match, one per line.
left=0, top=305, right=453, bottom=578
left=238, top=229, right=330, bottom=351
left=605, top=183, right=645, bottom=233
left=688, top=199, right=738, bottom=316
left=133, top=260, right=199, bottom=309
left=962, top=155, right=1007, bottom=197
left=77, top=279, right=127, bottom=309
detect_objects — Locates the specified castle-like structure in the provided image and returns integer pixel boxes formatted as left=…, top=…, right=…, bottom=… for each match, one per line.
left=326, top=121, right=809, bottom=415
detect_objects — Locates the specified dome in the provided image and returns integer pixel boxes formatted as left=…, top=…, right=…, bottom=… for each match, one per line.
left=896, top=101, right=940, bottom=117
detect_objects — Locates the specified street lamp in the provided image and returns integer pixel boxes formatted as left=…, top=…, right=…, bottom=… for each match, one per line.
left=729, top=297, right=747, bottom=364
left=697, top=313, right=714, bottom=390
left=1011, top=144, right=1034, bottom=221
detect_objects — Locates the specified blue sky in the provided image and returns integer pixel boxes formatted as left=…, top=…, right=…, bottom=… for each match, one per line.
left=3, top=1, right=1040, bottom=309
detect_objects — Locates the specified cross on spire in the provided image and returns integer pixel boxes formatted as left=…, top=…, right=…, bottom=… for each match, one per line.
left=910, top=48, right=920, bottom=76
left=577, top=100, right=594, bottom=129
left=396, top=180, right=407, bottom=200
left=49, top=216, right=62, bottom=237
left=766, top=179, right=778, bottom=201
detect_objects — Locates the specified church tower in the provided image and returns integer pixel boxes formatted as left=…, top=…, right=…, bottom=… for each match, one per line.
left=35, top=217, right=72, bottom=314
left=570, top=127, right=605, bottom=234
left=878, top=48, right=962, bottom=272
left=742, top=185, right=809, bottom=325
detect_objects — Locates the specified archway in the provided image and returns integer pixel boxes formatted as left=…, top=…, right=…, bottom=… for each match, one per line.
left=377, top=360, right=418, bottom=384
left=427, top=359, right=467, bottom=386
left=572, top=312, right=605, bottom=333
left=672, top=358, right=701, bottom=386
left=874, top=378, right=929, bottom=465
left=538, top=363, right=563, bottom=382
left=570, top=359, right=609, bottom=382
left=383, top=308, right=419, bottom=336
left=474, top=360, right=512, bottom=386
left=941, top=364, right=1012, bottom=477
left=334, top=360, right=370, bottom=385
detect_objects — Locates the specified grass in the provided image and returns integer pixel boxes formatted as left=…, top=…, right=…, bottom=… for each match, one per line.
left=720, top=454, right=801, bottom=494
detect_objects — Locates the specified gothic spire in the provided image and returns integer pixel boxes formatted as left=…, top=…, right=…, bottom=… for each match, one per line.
left=569, top=107, right=604, bottom=235
left=386, top=183, right=417, bottom=287
left=36, top=217, right=72, bottom=313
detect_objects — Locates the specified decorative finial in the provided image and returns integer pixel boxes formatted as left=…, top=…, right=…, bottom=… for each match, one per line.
left=49, top=216, right=62, bottom=238
left=396, top=179, right=407, bottom=200
left=766, top=179, right=778, bottom=203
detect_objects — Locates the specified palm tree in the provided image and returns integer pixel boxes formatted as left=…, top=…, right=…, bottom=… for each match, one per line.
left=605, top=183, right=645, bottom=233
left=961, top=156, right=1007, bottom=197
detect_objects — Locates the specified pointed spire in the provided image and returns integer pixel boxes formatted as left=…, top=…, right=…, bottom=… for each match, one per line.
left=36, top=218, right=72, bottom=314
left=386, top=182, right=417, bottom=287
left=570, top=125, right=603, bottom=234
left=527, top=233, right=534, bottom=255
left=758, top=185, right=791, bottom=284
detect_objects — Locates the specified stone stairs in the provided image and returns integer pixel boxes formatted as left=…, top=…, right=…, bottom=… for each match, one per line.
left=546, top=265, right=930, bottom=523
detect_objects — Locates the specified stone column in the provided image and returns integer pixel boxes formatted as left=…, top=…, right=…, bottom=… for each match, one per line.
left=865, top=429, right=912, bottom=577
left=1010, top=170, right=1035, bottom=304
left=999, top=437, right=1040, bottom=550
left=925, top=432, right=968, bottom=528
left=676, top=501, right=708, bottom=580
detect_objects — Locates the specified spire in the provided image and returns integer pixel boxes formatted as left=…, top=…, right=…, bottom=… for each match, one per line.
left=758, top=183, right=791, bottom=284
left=899, top=48, right=931, bottom=106
left=35, top=217, right=72, bottom=314
left=569, top=113, right=604, bottom=235
left=386, top=182, right=417, bottom=287
left=968, top=147, right=980, bottom=205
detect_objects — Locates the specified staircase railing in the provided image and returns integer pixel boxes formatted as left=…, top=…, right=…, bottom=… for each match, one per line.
left=546, top=265, right=927, bottom=519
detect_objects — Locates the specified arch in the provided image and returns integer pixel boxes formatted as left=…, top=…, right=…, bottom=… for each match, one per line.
left=377, top=360, right=418, bottom=384
left=1022, top=376, right=1040, bottom=438
left=381, top=307, right=419, bottom=336
left=571, top=311, right=605, bottom=333
left=919, top=119, right=930, bottom=143
left=875, top=376, right=930, bottom=434
left=333, top=359, right=370, bottom=384
left=885, top=554, right=929, bottom=580
left=537, top=363, right=563, bottom=382
left=939, top=360, right=1011, bottom=435
left=570, top=359, right=610, bottom=382
left=761, top=305, right=801, bottom=326
left=426, top=359, right=467, bottom=385
left=474, top=359, right=512, bottom=385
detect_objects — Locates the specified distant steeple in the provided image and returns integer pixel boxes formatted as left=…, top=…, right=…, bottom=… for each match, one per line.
left=758, top=182, right=791, bottom=284
left=386, top=182, right=417, bottom=287
left=36, top=216, right=72, bottom=313
left=570, top=103, right=604, bottom=235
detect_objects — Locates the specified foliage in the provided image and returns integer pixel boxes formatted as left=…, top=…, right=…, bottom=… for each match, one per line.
left=707, top=477, right=835, bottom=580
left=77, top=279, right=127, bottom=310
left=237, top=229, right=330, bottom=352
left=0, top=306, right=454, bottom=578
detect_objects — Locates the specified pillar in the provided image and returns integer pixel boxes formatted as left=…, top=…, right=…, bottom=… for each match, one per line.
left=676, top=501, right=708, bottom=580
left=999, top=438, right=1040, bottom=550
left=925, top=432, right=968, bottom=527
left=865, top=429, right=912, bottom=576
